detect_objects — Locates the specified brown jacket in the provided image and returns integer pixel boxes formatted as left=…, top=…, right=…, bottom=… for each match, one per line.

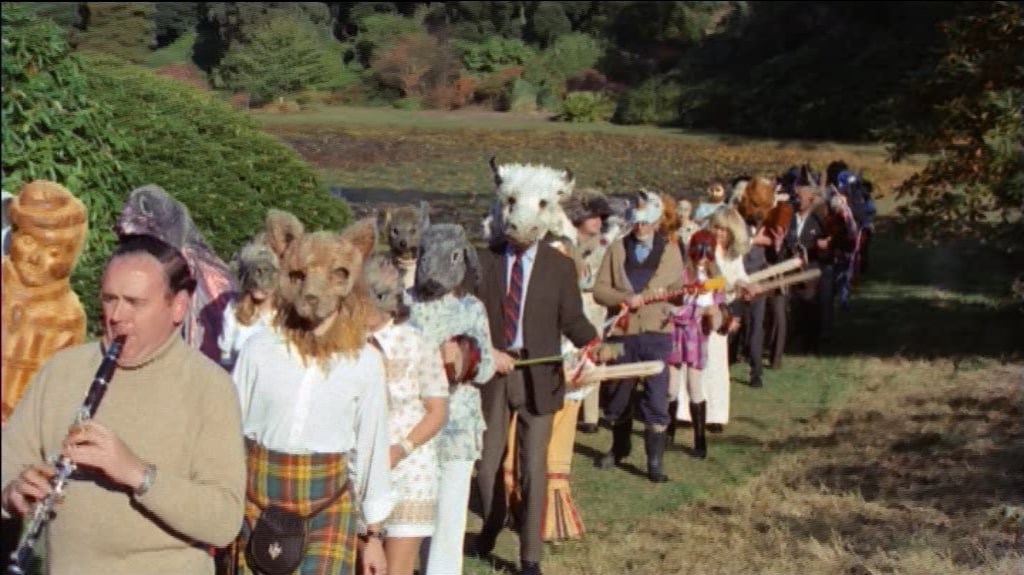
left=475, top=241, right=597, bottom=415
left=593, top=233, right=684, bottom=336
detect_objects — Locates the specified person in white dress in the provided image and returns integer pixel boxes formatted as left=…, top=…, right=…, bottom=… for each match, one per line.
left=675, top=208, right=758, bottom=430
left=363, top=253, right=449, bottom=575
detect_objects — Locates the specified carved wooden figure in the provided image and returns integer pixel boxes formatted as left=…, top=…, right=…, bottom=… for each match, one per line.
left=1, top=180, right=88, bottom=424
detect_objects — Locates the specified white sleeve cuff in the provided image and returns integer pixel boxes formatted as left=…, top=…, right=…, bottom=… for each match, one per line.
left=360, top=494, right=395, bottom=527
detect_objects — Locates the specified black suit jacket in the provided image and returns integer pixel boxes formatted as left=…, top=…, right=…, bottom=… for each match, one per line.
left=475, top=241, right=598, bottom=415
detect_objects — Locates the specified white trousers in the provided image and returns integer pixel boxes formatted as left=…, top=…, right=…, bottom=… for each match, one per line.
left=422, top=459, right=475, bottom=575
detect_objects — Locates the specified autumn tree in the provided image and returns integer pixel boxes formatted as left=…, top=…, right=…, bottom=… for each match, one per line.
left=879, top=1, right=1023, bottom=250
left=371, top=31, right=460, bottom=100
left=76, top=2, right=156, bottom=64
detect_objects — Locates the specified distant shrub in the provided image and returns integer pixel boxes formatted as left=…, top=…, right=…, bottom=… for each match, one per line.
left=614, top=74, right=685, bottom=125
left=556, top=91, right=616, bottom=123
left=453, top=35, right=537, bottom=73
left=145, top=31, right=196, bottom=68
left=503, top=78, right=539, bottom=113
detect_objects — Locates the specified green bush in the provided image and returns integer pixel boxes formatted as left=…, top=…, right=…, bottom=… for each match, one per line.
left=145, top=31, right=196, bottom=68
left=615, top=74, right=685, bottom=125
left=556, top=91, right=616, bottom=123
left=2, top=3, right=134, bottom=331
left=83, top=53, right=351, bottom=265
left=215, top=15, right=352, bottom=106
left=453, top=35, right=537, bottom=73
left=502, top=78, right=539, bottom=113
left=393, top=97, right=423, bottom=110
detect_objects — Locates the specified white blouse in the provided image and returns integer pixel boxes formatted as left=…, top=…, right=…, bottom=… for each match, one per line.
left=231, top=327, right=394, bottom=526
left=715, top=247, right=750, bottom=304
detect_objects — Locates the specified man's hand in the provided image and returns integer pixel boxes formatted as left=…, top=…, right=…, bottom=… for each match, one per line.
left=2, top=464, right=56, bottom=515
left=493, top=349, right=515, bottom=375
left=60, top=420, right=147, bottom=492
left=626, top=294, right=646, bottom=310
left=816, top=237, right=830, bottom=250
left=359, top=537, right=387, bottom=575
left=590, top=343, right=623, bottom=364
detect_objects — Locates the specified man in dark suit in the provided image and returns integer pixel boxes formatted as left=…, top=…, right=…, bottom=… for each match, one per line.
left=780, top=182, right=833, bottom=354
left=473, top=233, right=598, bottom=575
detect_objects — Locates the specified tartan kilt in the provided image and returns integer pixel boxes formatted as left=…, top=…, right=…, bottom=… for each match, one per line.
left=227, top=438, right=357, bottom=575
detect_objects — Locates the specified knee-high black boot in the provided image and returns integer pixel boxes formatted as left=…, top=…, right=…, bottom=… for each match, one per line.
left=666, top=400, right=679, bottom=448
left=690, top=402, right=707, bottom=459
left=598, top=415, right=633, bottom=469
left=644, top=427, right=670, bottom=483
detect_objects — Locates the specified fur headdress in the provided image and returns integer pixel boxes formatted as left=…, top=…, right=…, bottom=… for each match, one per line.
left=659, top=193, right=682, bottom=243
left=736, top=176, right=777, bottom=227
left=564, top=187, right=614, bottom=226
left=628, top=189, right=664, bottom=225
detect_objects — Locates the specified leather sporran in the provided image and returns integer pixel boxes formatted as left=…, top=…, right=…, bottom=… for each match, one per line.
left=245, top=505, right=307, bottom=575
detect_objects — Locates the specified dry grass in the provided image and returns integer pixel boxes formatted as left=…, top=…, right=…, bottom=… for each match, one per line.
left=527, top=356, right=1023, bottom=575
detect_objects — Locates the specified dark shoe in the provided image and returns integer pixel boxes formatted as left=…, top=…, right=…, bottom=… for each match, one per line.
left=577, top=422, right=599, bottom=434
left=473, top=529, right=497, bottom=558
left=520, top=561, right=543, bottom=575
left=690, top=402, right=707, bottom=460
left=750, top=375, right=763, bottom=388
left=644, top=427, right=670, bottom=483
left=707, top=423, right=725, bottom=434
left=597, top=416, right=632, bottom=469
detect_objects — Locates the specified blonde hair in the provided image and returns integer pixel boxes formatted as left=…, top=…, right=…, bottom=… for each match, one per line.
left=708, top=207, right=750, bottom=259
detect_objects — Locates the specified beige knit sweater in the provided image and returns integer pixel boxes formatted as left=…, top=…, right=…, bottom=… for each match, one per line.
left=592, top=236, right=685, bottom=336
left=0, top=332, right=247, bottom=575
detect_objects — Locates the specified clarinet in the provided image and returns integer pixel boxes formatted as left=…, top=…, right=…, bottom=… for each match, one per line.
left=7, top=335, right=126, bottom=575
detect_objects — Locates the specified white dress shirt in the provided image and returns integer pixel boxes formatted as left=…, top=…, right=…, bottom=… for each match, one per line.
left=231, top=326, right=394, bottom=525
left=504, top=242, right=539, bottom=350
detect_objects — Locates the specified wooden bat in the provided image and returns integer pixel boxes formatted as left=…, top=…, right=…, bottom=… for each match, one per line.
left=746, top=257, right=804, bottom=284
left=751, top=269, right=821, bottom=292
left=568, top=360, right=666, bottom=386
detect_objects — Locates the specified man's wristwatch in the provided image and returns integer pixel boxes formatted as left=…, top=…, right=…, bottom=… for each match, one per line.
left=134, top=463, right=157, bottom=497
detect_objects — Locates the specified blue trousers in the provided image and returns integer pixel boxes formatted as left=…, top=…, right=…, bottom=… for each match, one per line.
left=600, top=332, right=673, bottom=427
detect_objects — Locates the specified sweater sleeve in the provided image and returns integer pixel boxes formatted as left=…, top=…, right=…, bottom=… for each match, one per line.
left=0, top=361, right=51, bottom=518
left=133, top=369, right=247, bottom=547
left=592, top=243, right=630, bottom=307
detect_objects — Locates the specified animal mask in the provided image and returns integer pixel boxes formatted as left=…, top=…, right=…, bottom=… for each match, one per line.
left=414, top=224, right=480, bottom=301
left=628, top=189, right=664, bottom=225
left=116, top=184, right=209, bottom=252
left=659, top=193, right=682, bottom=241
left=688, top=229, right=717, bottom=263
left=486, top=157, right=575, bottom=247
left=275, top=218, right=377, bottom=362
left=385, top=202, right=429, bottom=260
left=114, top=184, right=236, bottom=361
left=737, top=176, right=777, bottom=226
left=363, top=252, right=408, bottom=319
left=6, top=181, right=87, bottom=287
left=231, top=210, right=304, bottom=296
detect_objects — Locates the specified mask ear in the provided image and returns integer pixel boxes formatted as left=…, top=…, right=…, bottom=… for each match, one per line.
left=460, top=244, right=481, bottom=294
left=342, top=218, right=378, bottom=258
left=419, top=202, right=431, bottom=228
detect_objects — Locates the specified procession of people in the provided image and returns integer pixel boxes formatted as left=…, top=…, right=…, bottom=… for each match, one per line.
left=0, top=158, right=874, bottom=575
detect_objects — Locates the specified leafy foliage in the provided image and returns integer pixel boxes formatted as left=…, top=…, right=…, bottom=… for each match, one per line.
left=556, top=91, right=616, bottom=123
left=1, top=2, right=133, bottom=327
left=453, top=35, right=536, bottom=74
left=153, top=1, right=200, bottom=47
left=76, top=2, right=156, bottom=65
left=879, top=1, right=1024, bottom=249
left=615, top=73, right=685, bottom=125
left=216, top=14, right=350, bottom=105
left=82, top=53, right=351, bottom=266
left=370, top=31, right=460, bottom=101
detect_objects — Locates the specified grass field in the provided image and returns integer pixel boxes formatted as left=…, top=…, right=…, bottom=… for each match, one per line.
left=258, top=106, right=1023, bottom=575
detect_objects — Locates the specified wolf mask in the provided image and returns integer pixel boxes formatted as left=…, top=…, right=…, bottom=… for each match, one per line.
left=413, top=224, right=480, bottom=301
left=386, top=201, right=430, bottom=260
left=363, top=252, right=409, bottom=319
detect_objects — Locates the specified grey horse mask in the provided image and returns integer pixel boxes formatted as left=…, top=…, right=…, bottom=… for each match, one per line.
left=413, top=224, right=480, bottom=301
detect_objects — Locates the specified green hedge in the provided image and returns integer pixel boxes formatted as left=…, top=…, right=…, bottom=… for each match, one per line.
left=82, top=52, right=351, bottom=263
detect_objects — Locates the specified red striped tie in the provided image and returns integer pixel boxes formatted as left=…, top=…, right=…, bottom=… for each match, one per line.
left=504, top=252, right=524, bottom=346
